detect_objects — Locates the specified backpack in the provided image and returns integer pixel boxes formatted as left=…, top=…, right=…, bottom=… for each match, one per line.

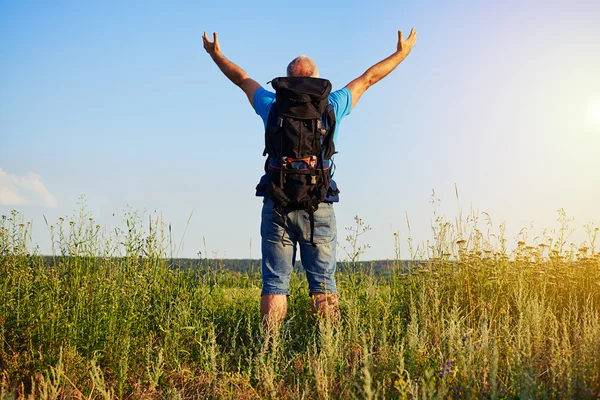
left=262, top=77, right=338, bottom=245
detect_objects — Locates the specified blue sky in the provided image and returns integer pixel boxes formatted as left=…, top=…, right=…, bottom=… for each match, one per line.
left=1, top=0, right=599, bottom=259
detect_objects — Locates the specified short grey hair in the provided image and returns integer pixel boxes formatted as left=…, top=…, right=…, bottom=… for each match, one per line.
left=286, top=55, right=319, bottom=78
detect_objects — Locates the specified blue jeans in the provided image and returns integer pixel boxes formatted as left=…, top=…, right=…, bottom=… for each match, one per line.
left=261, top=198, right=338, bottom=296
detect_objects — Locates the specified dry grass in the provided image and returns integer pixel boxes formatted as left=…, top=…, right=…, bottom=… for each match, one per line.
left=1, top=203, right=599, bottom=399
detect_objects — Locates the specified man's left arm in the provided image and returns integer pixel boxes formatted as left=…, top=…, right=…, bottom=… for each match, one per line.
left=345, top=28, right=417, bottom=109
left=203, top=32, right=262, bottom=107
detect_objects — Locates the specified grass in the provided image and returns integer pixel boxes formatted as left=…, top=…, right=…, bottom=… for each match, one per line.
left=1, top=203, right=599, bottom=399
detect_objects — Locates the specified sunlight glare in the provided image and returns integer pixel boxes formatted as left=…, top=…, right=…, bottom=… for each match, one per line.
left=586, top=99, right=600, bottom=128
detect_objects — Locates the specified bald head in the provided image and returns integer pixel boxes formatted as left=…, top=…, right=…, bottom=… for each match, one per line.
left=286, top=55, right=319, bottom=78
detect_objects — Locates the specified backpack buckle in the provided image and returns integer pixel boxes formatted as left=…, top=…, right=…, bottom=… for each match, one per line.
left=317, top=120, right=327, bottom=135
left=282, top=156, right=317, bottom=169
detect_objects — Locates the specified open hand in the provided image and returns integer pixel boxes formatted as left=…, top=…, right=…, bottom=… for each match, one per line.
left=203, top=31, right=221, bottom=57
left=397, top=28, right=417, bottom=55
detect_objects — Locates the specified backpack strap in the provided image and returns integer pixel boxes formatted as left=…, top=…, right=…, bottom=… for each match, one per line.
left=263, top=104, right=281, bottom=171
left=308, top=206, right=316, bottom=247
left=321, top=105, right=337, bottom=160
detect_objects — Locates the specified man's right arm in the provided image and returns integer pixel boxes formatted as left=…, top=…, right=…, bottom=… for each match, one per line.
left=203, top=32, right=262, bottom=107
left=345, top=28, right=417, bottom=109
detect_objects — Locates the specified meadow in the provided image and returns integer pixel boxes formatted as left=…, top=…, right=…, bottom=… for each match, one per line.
left=1, top=205, right=599, bottom=399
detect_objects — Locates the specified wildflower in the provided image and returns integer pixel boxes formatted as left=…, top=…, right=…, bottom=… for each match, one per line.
left=439, top=360, right=453, bottom=377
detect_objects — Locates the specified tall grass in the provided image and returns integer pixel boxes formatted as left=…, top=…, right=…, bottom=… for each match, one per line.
left=1, top=204, right=599, bottom=399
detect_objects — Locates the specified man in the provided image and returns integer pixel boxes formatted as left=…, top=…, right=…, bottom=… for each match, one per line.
left=203, top=29, right=417, bottom=325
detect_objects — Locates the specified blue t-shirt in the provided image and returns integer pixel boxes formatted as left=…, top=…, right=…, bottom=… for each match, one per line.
left=253, top=86, right=352, bottom=202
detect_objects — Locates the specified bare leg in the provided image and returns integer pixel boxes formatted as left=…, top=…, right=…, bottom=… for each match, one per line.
left=261, top=294, right=288, bottom=330
left=310, top=293, right=339, bottom=320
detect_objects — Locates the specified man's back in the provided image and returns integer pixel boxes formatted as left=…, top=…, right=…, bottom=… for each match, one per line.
left=253, top=82, right=352, bottom=204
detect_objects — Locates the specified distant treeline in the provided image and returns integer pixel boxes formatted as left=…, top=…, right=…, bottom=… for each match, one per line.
left=39, top=256, right=420, bottom=276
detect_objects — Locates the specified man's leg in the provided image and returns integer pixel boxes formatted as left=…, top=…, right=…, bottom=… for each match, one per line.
left=261, top=294, right=288, bottom=327
left=310, top=292, right=339, bottom=319
left=260, top=200, right=296, bottom=327
left=298, top=203, right=339, bottom=319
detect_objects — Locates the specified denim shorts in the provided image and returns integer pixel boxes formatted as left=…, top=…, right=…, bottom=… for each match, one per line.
left=261, top=198, right=337, bottom=296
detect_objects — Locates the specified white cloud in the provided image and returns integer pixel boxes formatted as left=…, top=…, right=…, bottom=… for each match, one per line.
left=0, top=168, right=57, bottom=207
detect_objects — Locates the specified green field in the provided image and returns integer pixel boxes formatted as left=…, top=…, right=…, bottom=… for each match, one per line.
left=1, top=208, right=599, bottom=399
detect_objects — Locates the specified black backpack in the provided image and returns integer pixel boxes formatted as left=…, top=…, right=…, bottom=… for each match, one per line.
left=262, top=77, right=338, bottom=245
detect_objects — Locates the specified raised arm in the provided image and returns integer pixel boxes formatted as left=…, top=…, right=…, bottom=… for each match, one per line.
left=203, top=32, right=262, bottom=107
left=345, top=28, right=417, bottom=108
